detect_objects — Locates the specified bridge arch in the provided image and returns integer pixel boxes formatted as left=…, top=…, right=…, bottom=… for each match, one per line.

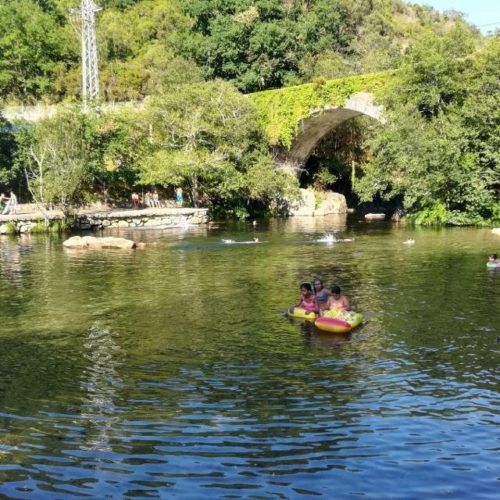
left=276, top=92, right=384, bottom=176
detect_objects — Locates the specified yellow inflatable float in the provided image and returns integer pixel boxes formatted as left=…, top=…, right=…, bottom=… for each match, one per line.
left=314, top=309, right=363, bottom=333
left=287, top=307, right=317, bottom=321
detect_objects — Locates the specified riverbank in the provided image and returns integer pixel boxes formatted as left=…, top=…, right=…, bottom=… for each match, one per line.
left=0, top=205, right=209, bottom=234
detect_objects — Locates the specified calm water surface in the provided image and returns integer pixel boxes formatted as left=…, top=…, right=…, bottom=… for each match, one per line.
left=0, top=216, right=498, bottom=498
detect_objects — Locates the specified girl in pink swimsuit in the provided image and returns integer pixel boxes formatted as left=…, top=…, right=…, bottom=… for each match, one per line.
left=289, top=283, right=318, bottom=314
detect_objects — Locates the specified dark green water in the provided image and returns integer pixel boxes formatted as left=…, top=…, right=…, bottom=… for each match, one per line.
left=0, top=216, right=498, bottom=498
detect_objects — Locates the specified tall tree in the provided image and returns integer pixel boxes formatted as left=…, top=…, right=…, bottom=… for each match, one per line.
left=14, top=107, right=93, bottom=210
left=355, top=25, right=499, bottom=224
left=137, top=79, right=297, bottom=214
left=0, top=0, right=77, bottom=102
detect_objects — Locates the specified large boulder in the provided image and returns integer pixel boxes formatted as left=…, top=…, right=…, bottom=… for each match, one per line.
left=63, top=235, right=136, bottom=250
left=289, top=188, right=315, bottom=216
left=315, top=191, right=347, bottom=216
left=289, top=188, right=347, bottom=217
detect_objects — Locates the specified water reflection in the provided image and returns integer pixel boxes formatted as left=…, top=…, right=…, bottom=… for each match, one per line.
left=80, top=323, right=122, bottom=452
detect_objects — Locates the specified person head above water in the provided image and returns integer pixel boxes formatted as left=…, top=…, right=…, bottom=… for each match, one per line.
left=489, top=253, right=498, bottom=261
left=300, top=282, right=312, bottom=292
left=330, top=285, right=341, bottom=295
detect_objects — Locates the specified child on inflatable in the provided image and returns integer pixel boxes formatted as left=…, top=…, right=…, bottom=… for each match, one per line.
left=324, top=285, right=350, bottom=313
left=313, top=278, right=330, bottom=314
left=289, top=282, right=318, bottom=314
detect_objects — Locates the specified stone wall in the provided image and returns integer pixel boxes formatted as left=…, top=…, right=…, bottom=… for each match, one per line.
left=79, top=208, right=208, bottom=230
left=0, top=207, right=209, bottom=234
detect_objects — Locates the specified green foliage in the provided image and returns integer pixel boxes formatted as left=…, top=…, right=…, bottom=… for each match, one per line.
left=314, top=191, right=324, bottom=210
left=355, top=27, right=499, bottom=225
left=390, top=22, right=477, bottom=119
left=98, top=0, right=198, bottom=100
left=182, top=0, right=458, bottom=93
left=410, top=202, right=448, bottom=226
left=0, top=0, right=78, bottom=102
left=14, top=106, right=94, bottom=208
left=234, top=206, right=249, bottom=221
left=30, top=221, right=50, bottom=234
left=311, top=115, right=376, bottom=193
left=0, top=0, right=468, bottom=103
left=136, top=79, right=298, bottom=214
left=89, top=109, right=145, bottom=200
left=3, top=221, right=17, bottom=234
left=250, top=71, right=392, bottom=148
left=26, top=212, right=76, bottom=234
left=313, top=168, right=338, bottom=190
left=48, top=218, right=72, bottom=233
left=0, top=113, right=18, bottom=187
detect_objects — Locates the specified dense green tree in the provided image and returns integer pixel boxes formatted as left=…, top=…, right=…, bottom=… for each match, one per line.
left=182, top=0, right=465, bottom=92
left=0, top=113, right=18, bottom=189
left=97, top=0, right=198, bottom=100
left=355, top=26, right=499, bottom=224
left=137, top=80, right=298, bottom=215
left=0, top=0, right=472, bottom=102
left=0, top=0, right=77, bottom=102
left=14, top=107, right=94, bottom=209
left=13, top=105, right=147, bottom=208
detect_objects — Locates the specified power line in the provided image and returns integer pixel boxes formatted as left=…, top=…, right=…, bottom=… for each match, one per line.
left=476, top=21, right=500, bottom=27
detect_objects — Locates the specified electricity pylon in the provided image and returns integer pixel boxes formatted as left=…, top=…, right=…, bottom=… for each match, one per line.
left=81, top=0, right=101, bottom=111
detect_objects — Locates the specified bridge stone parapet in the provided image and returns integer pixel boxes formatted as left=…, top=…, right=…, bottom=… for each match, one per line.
left=3, top=103, right=59, bottom=122
left=3, top=100, right=144, bottom=123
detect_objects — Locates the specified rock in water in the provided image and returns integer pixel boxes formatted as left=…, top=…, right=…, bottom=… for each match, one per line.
left=63, top=236, right=136, bottom=250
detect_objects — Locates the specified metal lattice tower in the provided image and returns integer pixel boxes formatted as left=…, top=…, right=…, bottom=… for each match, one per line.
left=81, top=0, right=101, bottom=111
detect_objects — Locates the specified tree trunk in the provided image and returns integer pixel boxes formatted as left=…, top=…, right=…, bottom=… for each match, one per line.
left=191, top=174, right=199, bottom=208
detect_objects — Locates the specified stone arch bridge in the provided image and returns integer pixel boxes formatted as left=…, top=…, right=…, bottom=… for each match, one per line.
left=249, top=70, right=392, bottom=175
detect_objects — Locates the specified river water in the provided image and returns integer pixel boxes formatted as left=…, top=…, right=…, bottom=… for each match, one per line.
left=0, top=216, right=498, bottom=498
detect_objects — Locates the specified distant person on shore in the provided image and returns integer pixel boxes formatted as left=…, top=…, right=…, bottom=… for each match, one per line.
left=102, top=187, right=109, bottom=206
left=152, top=189, right=160, bottom=208
left=131, top=192, right=140, bottom=208
left=2, top=191, right=17, bottom=215
left=176, top=187, right=183, bottom=207
left=144, top=191, right=153, bottom=208
left=325, top=285, right=350, bottom=312
left=0, top=193, right=7, bottom=212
